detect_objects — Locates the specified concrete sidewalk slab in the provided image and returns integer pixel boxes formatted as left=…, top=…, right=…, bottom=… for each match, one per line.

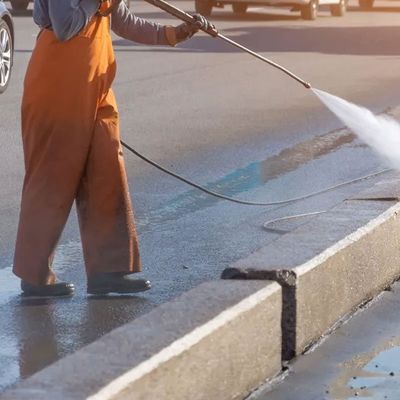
left=226, top=174, right=400, bottom=359
left=0, top=280, right=282, bottom=400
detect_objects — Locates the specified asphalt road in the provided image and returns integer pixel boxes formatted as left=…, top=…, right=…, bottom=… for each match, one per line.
left=1, top=0, right=400, bottom=391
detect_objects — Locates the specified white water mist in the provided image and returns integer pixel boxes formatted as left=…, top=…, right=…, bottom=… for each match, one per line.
left=313, top=88, right=400, bottom=170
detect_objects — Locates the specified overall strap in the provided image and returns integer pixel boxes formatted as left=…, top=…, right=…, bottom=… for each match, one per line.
left=97, top=0, right=117, bottom=17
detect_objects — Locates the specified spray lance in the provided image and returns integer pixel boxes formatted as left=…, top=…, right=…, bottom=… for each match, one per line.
left=142, top=0, right=311, bottom=89
left=120, top=0, right=391, bottom=219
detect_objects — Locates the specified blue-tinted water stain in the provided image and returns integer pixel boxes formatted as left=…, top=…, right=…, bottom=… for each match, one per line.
left=137, top=162, right=263, bottom=230
left=343, top=346, right=400, bottom=399
left=136, top=131, right=355, bottom=231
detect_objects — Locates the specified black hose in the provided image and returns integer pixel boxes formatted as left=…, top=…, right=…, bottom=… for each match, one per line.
left=121, top=140, right=390, bottom=207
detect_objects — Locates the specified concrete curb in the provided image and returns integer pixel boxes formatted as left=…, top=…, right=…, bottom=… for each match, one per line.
left=295, top=200, right=400, bottom=354
left=228, top=174, right=400, bottom=359
left=0, top=280, right=282, bottom=400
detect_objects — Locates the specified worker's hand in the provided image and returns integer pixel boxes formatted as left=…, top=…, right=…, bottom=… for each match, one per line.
left=174, top=14, right=215, bottom=42
left=190, top=14, right=215, bottom=33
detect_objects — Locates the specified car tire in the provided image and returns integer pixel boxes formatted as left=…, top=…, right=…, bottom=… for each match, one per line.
left=232, top=3, right=248, bottom=13
left=10, top=0, right=29, bottom=11
left=301, top=0, right=318, bottom=19
left=330, top=0, right=347, bottom=16
left=0, top=19, right=13, bottom=94
left=359, top=0, right=374, bottom=8
left=195, top=0, right=213, bottom=16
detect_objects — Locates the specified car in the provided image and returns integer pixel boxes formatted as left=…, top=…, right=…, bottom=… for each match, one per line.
left=195, top=0, right=348, bottom=20
left=0, top=0, right=13, bottom=93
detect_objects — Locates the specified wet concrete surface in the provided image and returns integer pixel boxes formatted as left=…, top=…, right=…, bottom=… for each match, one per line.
left=251, top=282, right=400, bottom=400
left=329, top=344, right=400, bottom=399
left=2, top=0, right=400, bottom=392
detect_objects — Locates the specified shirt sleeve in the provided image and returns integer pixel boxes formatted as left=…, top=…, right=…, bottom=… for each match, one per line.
left=48, top=0, right=99, bottom=42
left=111, top=1, right=170, bottom=45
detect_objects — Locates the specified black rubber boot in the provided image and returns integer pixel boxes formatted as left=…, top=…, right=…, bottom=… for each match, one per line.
left=21, top=280, right=75, bottom=298
left=87, top=272, right=151, bottom=295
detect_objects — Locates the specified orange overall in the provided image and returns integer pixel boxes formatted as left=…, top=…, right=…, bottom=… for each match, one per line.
left=13, top=5, right=141, bottom=285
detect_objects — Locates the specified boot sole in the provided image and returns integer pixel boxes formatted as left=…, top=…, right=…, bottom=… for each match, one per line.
left=21, top=292, right=75, bottom=299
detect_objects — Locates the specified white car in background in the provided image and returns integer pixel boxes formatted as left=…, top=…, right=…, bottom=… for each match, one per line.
left=195, top=0, right=347, bottom=19
left=0, top=0, right=13, bottom=93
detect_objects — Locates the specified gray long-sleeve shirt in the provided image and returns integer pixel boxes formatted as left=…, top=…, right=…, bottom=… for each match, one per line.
left=33, top=0, right=169, bottom=44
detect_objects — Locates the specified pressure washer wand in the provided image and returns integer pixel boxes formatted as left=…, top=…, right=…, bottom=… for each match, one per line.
left=143, top=0, right=312, bottom=89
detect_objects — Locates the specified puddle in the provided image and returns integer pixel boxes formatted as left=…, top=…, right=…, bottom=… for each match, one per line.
left=329, top=339, right=400, bottom=399
left=136, top=130, right=356, bottom=231
left=0, top=239, right=154, bottom=393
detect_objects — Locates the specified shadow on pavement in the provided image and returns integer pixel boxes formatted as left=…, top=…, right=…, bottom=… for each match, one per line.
left=113, top=25, right=400, bottom=56
left=134, top=9, right=300, bottom=21
left=8, top=9, right=32, bottom=17
left=349, top=4, right=400, bottom=12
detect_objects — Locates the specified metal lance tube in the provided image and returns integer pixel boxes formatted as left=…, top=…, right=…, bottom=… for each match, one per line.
left=142, top=0, right=312, bottom=89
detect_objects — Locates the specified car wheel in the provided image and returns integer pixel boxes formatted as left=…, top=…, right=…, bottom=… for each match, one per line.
left=330, top=0, right=347, bottom=16
left=359, top=0, right=374, bottom=8
left=195, top=0, right=213, bottom=16
left=301, top=0, right=318, bottom=19
left=10, top=0, right=29, bottom=11
left=232, top=3, right=248, bottom=13
left=0, top=19, right=13, bottom=94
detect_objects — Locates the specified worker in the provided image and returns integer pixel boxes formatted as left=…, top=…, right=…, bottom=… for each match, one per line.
left=13, top=0, right=213, bottom=297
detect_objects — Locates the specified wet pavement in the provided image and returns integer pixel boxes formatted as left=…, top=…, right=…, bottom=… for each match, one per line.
left=251, top=282, right=400, bottom=400
left=0, top=126, right=388, bottom=391
left=3, top=0, right=400, bottom=393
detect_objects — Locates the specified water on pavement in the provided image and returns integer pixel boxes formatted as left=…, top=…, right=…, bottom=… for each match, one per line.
left=329, top=342, right=400, bottom=399
left=0, top=130, right=386, bottom=391
left=253, top=284, right=400, bottom=400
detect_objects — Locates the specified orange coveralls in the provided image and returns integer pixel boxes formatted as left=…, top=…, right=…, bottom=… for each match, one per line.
left=13, top=7, right=140, bottom=285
